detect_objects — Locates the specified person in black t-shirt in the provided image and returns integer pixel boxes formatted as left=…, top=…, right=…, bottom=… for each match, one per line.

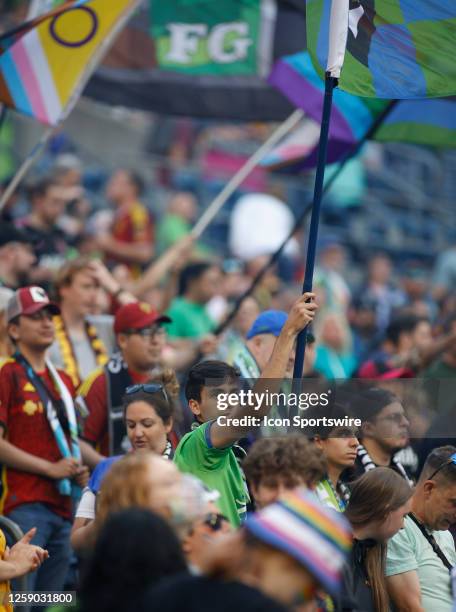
left=20, top=177, right=71, bottom=290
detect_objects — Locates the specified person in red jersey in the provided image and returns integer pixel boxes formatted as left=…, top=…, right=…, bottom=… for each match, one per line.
left=77, top=302, right=172, bottom=467
left=0, top=286, right=88, bottom=601
left=96, top=169, right=154, bottom=278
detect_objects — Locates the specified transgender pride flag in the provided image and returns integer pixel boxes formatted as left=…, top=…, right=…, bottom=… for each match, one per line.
left=0, top=0, right=138, bottom=125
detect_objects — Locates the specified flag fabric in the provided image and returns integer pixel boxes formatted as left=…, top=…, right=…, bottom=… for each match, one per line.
left=375, top=97, right=456, bottom=147
left=0, top=2, right=73, bottom=53
left=0, top=0, right=308, bottom=121
left=267, top=51, right=456, bottom=170
left=0, top=0, right=138, bottom=126
left=150, top=0, right=276, bottom=78
left=261, top=98, right=456, bottom=170
left=306, top=0, right=456, bottom=99
left=269, top=51, right=387, bottom=158
left=27, top=0, right=65, bottom=20
left=85, top=0, right=307, bottom=120
left=260, top=117, right=321, bottom=169
left=324, top=0, right=349, bottom=78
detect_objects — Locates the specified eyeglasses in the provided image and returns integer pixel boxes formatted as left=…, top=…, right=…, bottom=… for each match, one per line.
left=123, top=325, right=165, bottom=338
left=427, top=453, right=456, bottom=481
left=25, top=309, right=54, bottom=321
left=125, top=383, right=169, bottom=404
left=203, top=513, right=228, bottom=532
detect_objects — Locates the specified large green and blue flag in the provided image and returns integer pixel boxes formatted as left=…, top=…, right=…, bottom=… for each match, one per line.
left=307, top=0, right=456, bottom=99
left=267, top=50, right=456, bottom=169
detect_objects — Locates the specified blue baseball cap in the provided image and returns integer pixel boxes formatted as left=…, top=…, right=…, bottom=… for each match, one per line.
left=246, top=310, right=288, bottom=340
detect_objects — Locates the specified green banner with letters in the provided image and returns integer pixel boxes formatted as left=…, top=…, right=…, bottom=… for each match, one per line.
left=150, top=0, right=275, bottom=76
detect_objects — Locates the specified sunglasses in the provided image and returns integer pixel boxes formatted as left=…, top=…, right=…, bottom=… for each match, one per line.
left=203, top=513, right=228, bottom=532
left=123, top=325, right=165, bottom=338
left=428, top=453, right=456, bottom=481
left=125, top=383, right=169, bottom=404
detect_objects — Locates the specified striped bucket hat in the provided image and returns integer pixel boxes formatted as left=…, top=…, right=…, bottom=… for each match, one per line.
left=245, top=488, right=352, bottom=595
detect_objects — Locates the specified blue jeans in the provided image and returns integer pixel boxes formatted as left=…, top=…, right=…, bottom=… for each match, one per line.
left=7, top=503, right=72, bottom=597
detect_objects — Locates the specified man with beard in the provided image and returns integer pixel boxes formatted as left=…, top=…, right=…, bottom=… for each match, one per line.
left=78, top=302, right=171, bottom=467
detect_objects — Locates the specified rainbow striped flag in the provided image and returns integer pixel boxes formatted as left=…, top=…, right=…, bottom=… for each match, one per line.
left=0, top=0, right=138, bottom=126
left=266, top=51, right=456, bottom=170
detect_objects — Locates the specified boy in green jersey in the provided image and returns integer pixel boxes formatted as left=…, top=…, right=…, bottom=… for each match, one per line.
left=174, top=293, right=317, bottom=526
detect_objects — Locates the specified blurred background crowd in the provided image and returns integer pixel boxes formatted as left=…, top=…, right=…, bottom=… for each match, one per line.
left=0, top=2, right=456, bottom=611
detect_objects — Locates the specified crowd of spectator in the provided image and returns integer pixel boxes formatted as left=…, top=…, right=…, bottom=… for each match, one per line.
left=0, top=154, right=455, bottom=612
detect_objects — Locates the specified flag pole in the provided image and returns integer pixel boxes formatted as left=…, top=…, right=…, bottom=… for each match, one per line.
left=191, top=108, right=304, bottom=239
left=216, top=99, right=398, bottom=336
left=0, top=106, right=7, bottom=133
left=292, top=74, right=337, bottom=386
left=215, top=200, right=313, bottom=335
left=0, top=126, right=54, bottom=213
left=0, top=0, right=140, bottom=214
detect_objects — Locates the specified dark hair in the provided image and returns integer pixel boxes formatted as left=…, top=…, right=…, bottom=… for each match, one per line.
left=307, top=403, right=357, bottom=439
left=420, top=445, right=456, bottom=484
left=125, top=170, right=145, bottom=197
left=27, top=176, right=59, bottom=202
left=178, top=262, right=215, bottom=296
left=139, top=572, right=287, bottom=612
left=243, top=435, right=326, bottom=490
left=79, top=508, right=186, bottom=612
left=345, top=468, right=413, bottom=612
left=122, top=370, right=179, bottom=424
left=349, top=387, right=398, bottom=423
left=385, top=313, right=428, bottom=346
left=184, top=360, right=239, bottom=403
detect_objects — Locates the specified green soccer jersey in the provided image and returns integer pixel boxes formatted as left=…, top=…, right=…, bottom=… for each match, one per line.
left=174, top=421, right=249, bottom=527
left=165, top=297, right=215, bottom=339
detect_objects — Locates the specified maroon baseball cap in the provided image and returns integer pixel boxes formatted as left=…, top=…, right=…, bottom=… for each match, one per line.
left=6, top=286, right=60, bottom=323
left=114, top=302, right=171, bottom=334
left=358, top=360, right=414, bottom=379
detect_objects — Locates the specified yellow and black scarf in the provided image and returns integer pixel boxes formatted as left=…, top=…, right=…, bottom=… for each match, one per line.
left=54, top=315, right=109, bottom=388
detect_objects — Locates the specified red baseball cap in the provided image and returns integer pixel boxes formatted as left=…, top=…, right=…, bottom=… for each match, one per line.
left=358, top=360, right=414, bottom=379
left=6, top=286, right=60, bottom=323
left=114, top=302, right=171, bottom=334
